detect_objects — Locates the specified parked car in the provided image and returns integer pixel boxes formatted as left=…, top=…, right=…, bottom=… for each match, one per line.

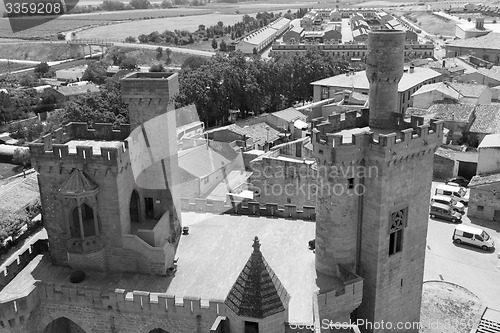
left=435, top=184, right=469, bottom=206
left=431, top=195, right=465, bottom=214
left=430, top=202, right=462, bottom=223
left=445, top=176, right=470, bottom=188
left=452, top=224, right=494, bottom=251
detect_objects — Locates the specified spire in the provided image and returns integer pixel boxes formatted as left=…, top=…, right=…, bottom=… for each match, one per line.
left=225, top=237, right=290, bottom=319
left=59, top=169, right=98, bottom=198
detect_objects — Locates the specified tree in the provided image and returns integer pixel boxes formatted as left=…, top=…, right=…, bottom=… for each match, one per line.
left=125, top=36, right=137, bottom=43
left=219, top=40, right=228, bottom=52
left=34, top=62, right=50, bottom=78
left=129, top=0, right=150, bottom=9
left=149, top=63, right=166, bottom=72
left=253, top=47, right=258, bottom=55
left=138, top=34, right=149, bottom=43
left=156, top=47, right=163, bottom=60
left=181, top=56, right=209, bottom=70
left=82, top=61, right=108, bottom=84
left=198, top=24, right=205, bottom=31
left=12, top=148, right=30, bottom=177
left=165, top=48, right=172, bottom=65
left=189, top=35, right=194, bottom=44
left=212, top=38, right=218, bottom=50
left=217, top=21, right=224, bottom=27
left=119, top=57, right=138, bottom=70
left=19, top=74, right=35, bottom=87
left=160, top=0, right=172, bottom=7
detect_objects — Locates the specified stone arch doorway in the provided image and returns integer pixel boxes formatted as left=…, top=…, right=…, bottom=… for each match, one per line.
left=43, top=317, right=86, bottom=333
left=130, top=190, right=141, bottom=224
left=149, top=329, right=169, bottom=333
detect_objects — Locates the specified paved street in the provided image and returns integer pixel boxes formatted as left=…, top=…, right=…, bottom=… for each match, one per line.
left=425, top=182, right=500, bottom=310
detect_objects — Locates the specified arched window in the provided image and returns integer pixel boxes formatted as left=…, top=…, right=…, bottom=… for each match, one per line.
left=43, top=317, right=87, bottom=333
left=130, top=190, right=140, bottom=224
left=70, top=203, right=97, bottom=238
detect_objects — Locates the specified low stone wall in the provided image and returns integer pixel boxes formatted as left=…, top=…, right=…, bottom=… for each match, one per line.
left=181, top=198, right=316, bottom=221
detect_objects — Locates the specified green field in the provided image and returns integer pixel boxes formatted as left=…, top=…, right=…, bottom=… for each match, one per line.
left=77, top=13, right=254, bottom=39
left=399, top=11, right=458, bottom=36
left=0, top=62, right=33, bottom=74
left=0, top=17, right=108, bottom=38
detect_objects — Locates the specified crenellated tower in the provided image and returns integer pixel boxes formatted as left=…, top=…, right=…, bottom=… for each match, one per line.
left=312, top=30, right=443, bottom=332
left=29, top=72, right=182, bottom=276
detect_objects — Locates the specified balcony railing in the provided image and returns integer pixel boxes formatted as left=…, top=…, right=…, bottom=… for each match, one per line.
left=67, top=235, right=103, bottom=253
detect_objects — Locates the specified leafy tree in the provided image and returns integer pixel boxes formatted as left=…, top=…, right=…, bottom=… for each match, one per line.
left=36, top=89, right=60, bottom=112
left=138, top=34, right=149, bottom=43
left=161, top=0, right=173, bottom=7
left=34, top=62, right=50, bottom=78
left=217, top=21, right=224, bottom=27
left=165, top=48, right=172, bottom=65
left=12, top=148, right=30, bottom=177
left=253, top=47, right=258, bottom=55
left=129, top=0, right=150, bottom=9
left=211, top=38, right=218, bottom=50
left=149, top=63, right=166, bottom=72
left=82, top=61, right=108, bottom=84
left=219, top=40, right=228, bottom=52
left=125, top=36, right=137, bottom=43
left=57, top=33, right=66, bottom=40
left=9, top=120, right=44, bottom=142
left=156, top=47, right=163, bottom=60
left=119, top=57, right=138, bottom=70
left=101, top=0, right=126, bottom=10
left=189, top=35, right=194, bottom=44
left=181, top=56, right=209, bottom=70
left=198, top=24, right=205, bottom=31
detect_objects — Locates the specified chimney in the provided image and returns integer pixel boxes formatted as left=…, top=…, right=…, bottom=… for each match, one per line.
left=476, top=17, right=484, bottom=29
left=365, top=29, right=405, bottom=129
left=442, top=60, right=446, bottom=68
left=409, top=65, right=415, bottom=73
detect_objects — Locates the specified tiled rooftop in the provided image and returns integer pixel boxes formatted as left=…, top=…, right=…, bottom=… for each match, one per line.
left=448, top=82, right=488, bottom=98
left=311, top=67, right=442, bottom=93
left=469, top=105, right=500, bottom=134
left=469, top=172, right=500, bottom=187
left=427, top=103, right=476, bottom=122
left=447, top=32, right=500, bottom=51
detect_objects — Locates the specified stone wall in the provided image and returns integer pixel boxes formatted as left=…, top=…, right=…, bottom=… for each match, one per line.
left=468, top=182, right=500, bottom=221
left=181, top=198, right=316, bottom=221
left=0, top=282, right=227, bottom=333
left=433, top=153, right=455, bottom=180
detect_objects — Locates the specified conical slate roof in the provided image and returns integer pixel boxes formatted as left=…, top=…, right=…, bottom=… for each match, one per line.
left=225, top=237, right=290, bottom=319
left=59, top=169, right=98, bottom=197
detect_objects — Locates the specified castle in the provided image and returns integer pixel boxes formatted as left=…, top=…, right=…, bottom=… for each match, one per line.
left=0, top=30, right=442, bottom=333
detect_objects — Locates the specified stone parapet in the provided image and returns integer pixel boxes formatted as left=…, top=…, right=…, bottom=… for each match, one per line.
left=312, top=111, right=444, bottom=165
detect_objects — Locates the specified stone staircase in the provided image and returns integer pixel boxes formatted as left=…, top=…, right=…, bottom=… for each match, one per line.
left=476, top=308, right=500, bottom=333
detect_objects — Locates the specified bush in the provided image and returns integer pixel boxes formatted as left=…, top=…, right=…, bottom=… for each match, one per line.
left=70, top=270, right=86, bottom=283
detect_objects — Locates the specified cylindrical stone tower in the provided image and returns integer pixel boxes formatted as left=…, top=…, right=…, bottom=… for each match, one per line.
left=366, top=30, right=405, bottom=128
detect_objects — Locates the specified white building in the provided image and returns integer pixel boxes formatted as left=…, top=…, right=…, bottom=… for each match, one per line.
left=236, top=17, right=291, bottom=54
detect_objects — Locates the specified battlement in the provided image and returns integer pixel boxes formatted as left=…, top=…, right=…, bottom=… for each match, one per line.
left=316, top=265, right=363, bottom=322
left=311, top=109, right=370, bottom=135
left=312, top=112, right=444, bottom=164
left=0, top=239, right=48, bottom=290
left=37, top=282, right=226, bottom=317
left=29, top=122, right=131, bottom=169
left=180, top=198, right=316, bottom=221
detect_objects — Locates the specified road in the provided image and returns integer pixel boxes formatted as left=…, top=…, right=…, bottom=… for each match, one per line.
left=425, top=181, right=500, bottom=310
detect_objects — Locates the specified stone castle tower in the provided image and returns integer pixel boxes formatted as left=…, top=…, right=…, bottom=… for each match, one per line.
left=30, top=72, right=182, bottom=275
left=312, top=30, right=443, bottom=332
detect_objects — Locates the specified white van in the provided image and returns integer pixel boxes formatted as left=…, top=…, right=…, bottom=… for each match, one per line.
left=452, top=224, right=494, bottom=251
left=431, top=195, right=465, bottom=214
left=435, top=184, right=469, bottom=205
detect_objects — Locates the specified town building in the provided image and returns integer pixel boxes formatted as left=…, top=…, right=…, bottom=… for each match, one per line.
left=0, top=31, right=443, bottom=333
left=457, top=66, right=500, bottom=88
left=55, top=65, right=88, bottom=82
left=455, top=17, right=492, bottom=39
left=468, top=104, right=500, bottom=145
left=467, top=134, right=500, bottom=221
left=311, top=66, right=442, bottom=113
left=49, top=83, right=100, bottom=103
left=445, top=33, right=500, bottom=65
left=236, top=17, right=291, bottom=54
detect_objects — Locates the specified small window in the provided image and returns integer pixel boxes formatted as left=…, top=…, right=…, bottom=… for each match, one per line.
left=203, top=176, right=209, bottom=184
left=348, top=178, right=354, bottom=189
left=477, top=205, right=484, bottom=212
left=389, top=208, right=406, bottom=256
left=462, top=232, right=473, bottom=239
left=443, top=191, right=452, bottom=196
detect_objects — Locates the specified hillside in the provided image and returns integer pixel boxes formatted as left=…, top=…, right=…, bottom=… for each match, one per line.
left=0, top=43, right=73, bottom=61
